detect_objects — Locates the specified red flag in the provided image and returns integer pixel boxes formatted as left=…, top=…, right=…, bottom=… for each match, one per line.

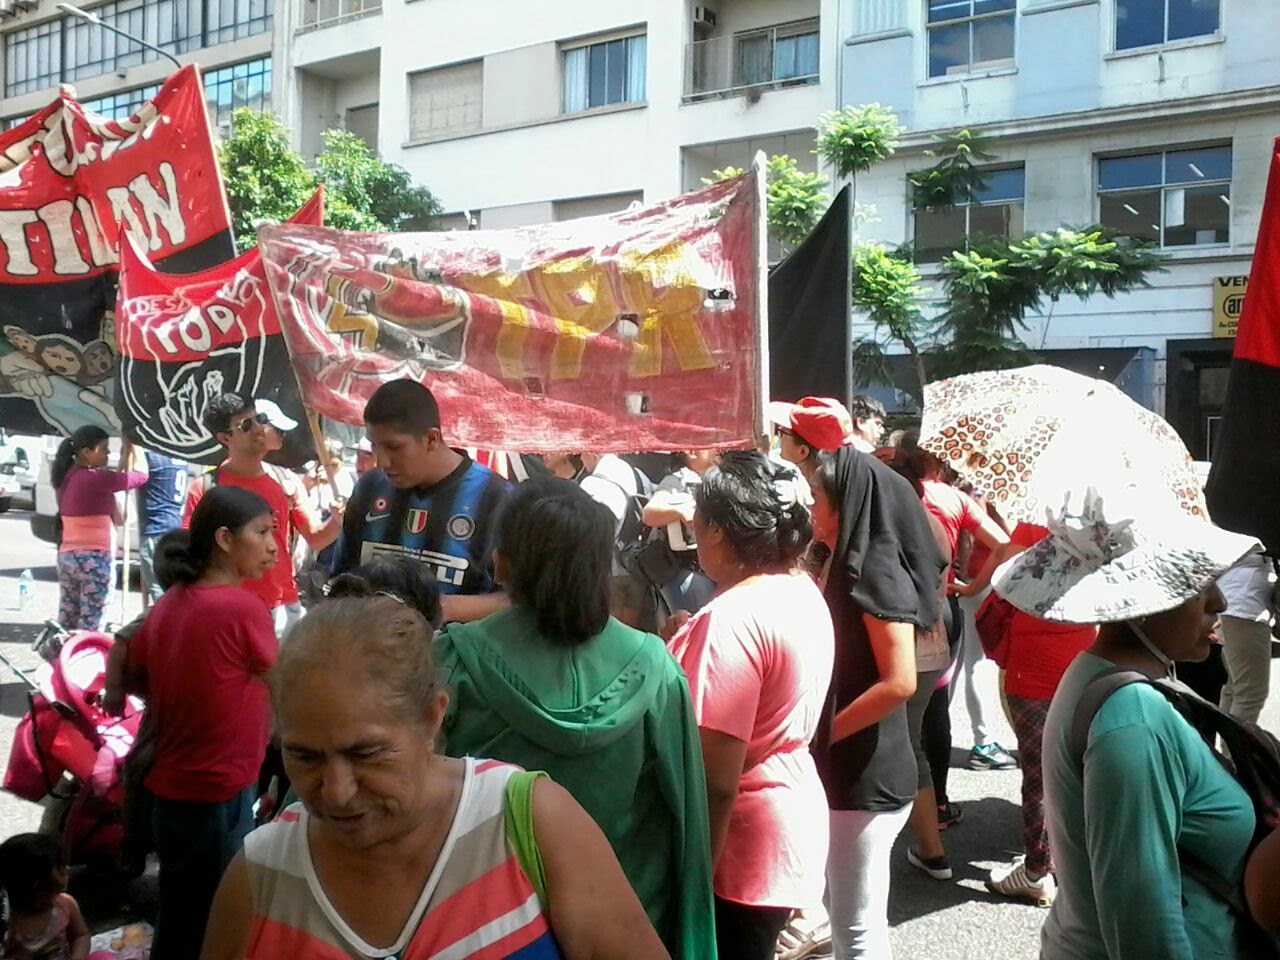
left=114, top=188, right=324, bottom=465
left=0, top=66, right=234, bottom=437
left=1206, top=137, right=1280, bottom=550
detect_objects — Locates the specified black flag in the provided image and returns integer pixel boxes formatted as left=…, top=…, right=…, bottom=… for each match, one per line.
left=767, top=186, right=851, bottom=403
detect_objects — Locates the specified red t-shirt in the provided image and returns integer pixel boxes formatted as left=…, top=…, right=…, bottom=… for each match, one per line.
left=183, top=465, right=322, bottom=608
left=1003, top=523, right=1097, bottom=701
left=920, top=480, right=985, bottom=580
left=127, top=582, right=276, bottom=802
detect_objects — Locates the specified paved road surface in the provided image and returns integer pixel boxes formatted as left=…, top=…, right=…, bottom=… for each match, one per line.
left=0, top=507, right=1274, bottom=954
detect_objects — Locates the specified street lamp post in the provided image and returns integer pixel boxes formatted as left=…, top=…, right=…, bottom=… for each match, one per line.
left=55, top=3, right=183, bottom=71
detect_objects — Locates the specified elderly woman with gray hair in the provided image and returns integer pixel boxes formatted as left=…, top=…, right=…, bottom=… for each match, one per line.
left=199, top=593, right=668, bottom=960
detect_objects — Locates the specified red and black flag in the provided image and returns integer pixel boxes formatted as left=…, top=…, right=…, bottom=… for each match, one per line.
left=0, top=66, right=234, bottom=438
left=1206, top=137, right=1280, bottom=552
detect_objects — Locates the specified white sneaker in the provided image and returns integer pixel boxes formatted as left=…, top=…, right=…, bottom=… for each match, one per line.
left=986, top=857, right=1056, bottom=906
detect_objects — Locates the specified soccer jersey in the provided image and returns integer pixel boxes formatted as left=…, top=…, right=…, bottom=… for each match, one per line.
left=333, top=455, right=510, bottom=594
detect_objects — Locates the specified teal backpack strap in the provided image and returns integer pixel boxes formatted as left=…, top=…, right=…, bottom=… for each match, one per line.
left=504, top=770, right=550, bottom=908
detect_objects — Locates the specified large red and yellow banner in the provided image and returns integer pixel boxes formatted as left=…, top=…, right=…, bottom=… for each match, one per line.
left=258, top=170, right=764, bottom=452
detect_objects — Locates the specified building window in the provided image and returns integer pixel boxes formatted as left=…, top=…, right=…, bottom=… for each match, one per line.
left=927, top=0, right=1015, bottom=78
left=735, top=19, right=819, bottom=87
left=409, top=60, right=482, bottom=141
left=562, top=32, right=646, bottom=113
left=345, top=103, right=378, bottom=152
left=82, top=84, right=162, bottom=120
left=913, top=165, right=1024, bottom=262
left=204, top=58, right=271, bottom=138
left=5, top=21, right=62, bottom=98
left=205, top=0, right=273, bottom=46
left=1098, top=145, right=1230, bottom=247
left=1115, top=0, right=1219, bottom=50
left=3, top=0, right=272, bottom=97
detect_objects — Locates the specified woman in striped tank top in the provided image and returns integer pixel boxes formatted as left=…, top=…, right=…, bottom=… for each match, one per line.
left=199, top=594, right=667, bottom=960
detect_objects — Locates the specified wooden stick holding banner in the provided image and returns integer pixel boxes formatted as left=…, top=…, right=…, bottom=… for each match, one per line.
left=306, top=412, right=342, bottom=502
left=752, top=151, right=771, bottom=439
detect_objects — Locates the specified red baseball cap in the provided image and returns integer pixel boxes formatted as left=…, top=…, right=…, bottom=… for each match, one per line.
left=767, top=397, right=855, bottom=451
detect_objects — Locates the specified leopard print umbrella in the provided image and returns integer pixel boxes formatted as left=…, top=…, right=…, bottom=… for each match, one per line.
left=921, top=365, right=1206, bottom=525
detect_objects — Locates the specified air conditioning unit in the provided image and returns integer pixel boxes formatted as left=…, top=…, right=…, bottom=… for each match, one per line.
left=12, top=0, right=36, bottom=11
left=692, top=5, right=717, bottom=29
left=0, top=1, right=17, bottom=19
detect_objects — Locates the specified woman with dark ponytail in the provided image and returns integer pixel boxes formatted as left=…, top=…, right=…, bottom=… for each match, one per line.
left=434, top=477, right=716, bottom=960
left=666, top=451, right=835, bottom=960
left=120, top=485, right=278, bottom=960
left=52, top=425, right=147, bottom=631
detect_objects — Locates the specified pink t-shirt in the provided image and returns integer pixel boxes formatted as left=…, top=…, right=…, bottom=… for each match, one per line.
left=668, top=572, right=834, bottom=909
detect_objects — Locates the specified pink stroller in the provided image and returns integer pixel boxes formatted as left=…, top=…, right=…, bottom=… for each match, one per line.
left=2, top=621, right=145, bottom=867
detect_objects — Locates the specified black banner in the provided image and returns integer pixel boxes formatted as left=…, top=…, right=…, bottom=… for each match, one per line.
left=767, top=186, right=851, bottom=404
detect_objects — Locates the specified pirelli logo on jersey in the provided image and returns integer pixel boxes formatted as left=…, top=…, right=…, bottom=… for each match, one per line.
left=361, top=542, right=469, bottom=587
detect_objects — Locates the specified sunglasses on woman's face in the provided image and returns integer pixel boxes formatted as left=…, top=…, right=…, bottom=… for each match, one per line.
left=234, top=412, right=272, bottom=433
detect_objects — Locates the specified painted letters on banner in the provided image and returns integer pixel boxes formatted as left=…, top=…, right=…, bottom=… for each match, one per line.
left=0, top=66, right=233, bottom=437
left=258, top=171, right=763, bottom=452
left=115, top=190, right=323, bottom=465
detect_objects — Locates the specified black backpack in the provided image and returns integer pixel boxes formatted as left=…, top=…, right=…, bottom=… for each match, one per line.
left=1072, top=669, right=1280, bottom=956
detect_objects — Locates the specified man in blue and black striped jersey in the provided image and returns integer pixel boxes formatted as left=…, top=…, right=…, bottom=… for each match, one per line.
left=332, top=379, right=511, bottom=623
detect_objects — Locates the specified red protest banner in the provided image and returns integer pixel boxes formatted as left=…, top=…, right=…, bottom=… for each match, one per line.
left=0, top=65, right=234, bottom=437
left=259, top=169, right=765, bottom=453
left=114, top=188, right=323, bottom=465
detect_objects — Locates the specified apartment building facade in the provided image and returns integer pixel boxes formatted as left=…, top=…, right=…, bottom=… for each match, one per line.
left=844, top=0, right=1279, bottom=456
left=0, top=0, right=1273, bottom=455
left=283, top=0, right=840, bottom=229
left=0, top=0, right=275, bottom=132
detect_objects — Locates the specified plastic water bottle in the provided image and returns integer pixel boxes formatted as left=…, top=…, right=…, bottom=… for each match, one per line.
left=17, top=569, right=32, bottom=610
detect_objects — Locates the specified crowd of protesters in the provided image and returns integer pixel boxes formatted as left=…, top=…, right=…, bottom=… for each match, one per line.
left=24, top=379, right=1280, bottom=960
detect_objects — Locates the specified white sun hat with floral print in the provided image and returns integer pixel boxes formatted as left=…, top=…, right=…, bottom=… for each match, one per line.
left=993, top=487, right=1262, bottom=624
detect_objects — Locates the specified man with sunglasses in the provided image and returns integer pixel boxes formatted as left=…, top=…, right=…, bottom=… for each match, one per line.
left=182, top=393, right=342, bottom=637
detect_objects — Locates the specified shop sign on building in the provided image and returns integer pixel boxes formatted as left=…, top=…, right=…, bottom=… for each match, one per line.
left=1213, top=275, right=1249, bottom=338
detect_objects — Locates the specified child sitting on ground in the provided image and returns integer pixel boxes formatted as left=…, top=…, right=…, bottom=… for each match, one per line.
left=0, top=833, right=90, bottom=959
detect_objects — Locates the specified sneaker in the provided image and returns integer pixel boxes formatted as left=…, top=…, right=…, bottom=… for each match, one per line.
left=968, top=742, right=1019, bottom=770
left=907, top=847, right=953, bottom=881
left=936, top=801, right=964, bottom=830
left=986, top=857, right=1057, bottom=906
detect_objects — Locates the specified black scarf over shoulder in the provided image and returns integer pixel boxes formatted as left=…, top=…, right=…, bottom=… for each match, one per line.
left=825, top=447, right=946, bottom=629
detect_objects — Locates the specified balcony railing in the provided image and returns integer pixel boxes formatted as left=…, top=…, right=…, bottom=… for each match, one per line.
left=684, top=18, right=820, bottom=101
left=299, top=0, right=380, bottom=33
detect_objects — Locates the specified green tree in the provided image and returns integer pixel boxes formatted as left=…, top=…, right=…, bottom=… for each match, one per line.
left=907, top=129, right=998, bottom=210
left=218, top=110, right=314, bottom=250
left=851, top=243, right=929, bottom=397
left=930, top=226, right=1164, bottom=377
left=706, top=155, right=828, bottom=255
left=218, top=110, right=442, bottom=248
left=816, top=104, right=903, bottom=180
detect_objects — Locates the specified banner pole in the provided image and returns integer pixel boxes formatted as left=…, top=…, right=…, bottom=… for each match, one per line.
left=752, top=151, right=771, bottom=440
left=307, top=412, right=342, bottom=501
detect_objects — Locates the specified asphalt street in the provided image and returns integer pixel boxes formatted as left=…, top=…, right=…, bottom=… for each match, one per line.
left=0, top=505, right=1275, bottom=955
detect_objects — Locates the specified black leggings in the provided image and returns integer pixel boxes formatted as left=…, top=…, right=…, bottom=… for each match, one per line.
left=714, top=896, right=790, bottom=960
left=922, top=595, right=963, bottom=805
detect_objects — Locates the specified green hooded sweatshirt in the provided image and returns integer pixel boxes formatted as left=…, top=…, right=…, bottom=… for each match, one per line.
left=434, top=607, right=716, bottom=960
